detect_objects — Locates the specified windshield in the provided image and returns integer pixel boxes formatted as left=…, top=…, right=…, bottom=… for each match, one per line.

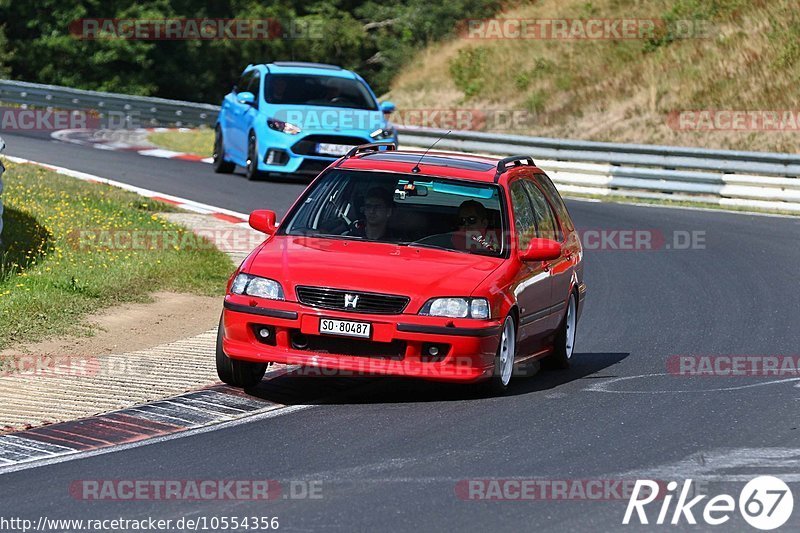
left=264, top=74, right=378, bottom=110
left=281, top=170, right=506, bottom=257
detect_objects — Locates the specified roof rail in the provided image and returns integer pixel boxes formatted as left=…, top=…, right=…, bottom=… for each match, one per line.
left=344, top=143, right=397, bottom=158
left=494, top=156, right=536, bottom=182
left=333, top=143, right=396, bottom=167
left=271, top=61, right=342, bottom=71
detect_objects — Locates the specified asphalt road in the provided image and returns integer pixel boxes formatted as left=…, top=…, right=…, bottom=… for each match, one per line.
left=2, top=130, right=800, bottom=532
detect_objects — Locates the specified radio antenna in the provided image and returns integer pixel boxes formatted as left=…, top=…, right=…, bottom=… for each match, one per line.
left=411, top=130, right=451, bottom=174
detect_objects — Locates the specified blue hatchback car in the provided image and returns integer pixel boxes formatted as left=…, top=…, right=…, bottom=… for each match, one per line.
left=214, top=62, right=397, bottom=179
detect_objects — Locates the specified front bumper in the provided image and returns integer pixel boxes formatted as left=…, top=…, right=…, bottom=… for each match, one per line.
left=221, top=296, right=501, bottom=382
left=255, top=131, right=396, bottom=175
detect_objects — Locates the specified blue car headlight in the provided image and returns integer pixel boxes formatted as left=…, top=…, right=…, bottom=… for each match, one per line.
left=230, top=273, right=285, bottom=300
left=267, top=118, right=302, bottom=135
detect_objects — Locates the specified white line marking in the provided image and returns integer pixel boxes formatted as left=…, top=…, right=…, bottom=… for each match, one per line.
left=585, top=373, right=800, bottom=394
left=615, top=448, right=800, bottom=483
left=137, top=148, right=184, bottom=158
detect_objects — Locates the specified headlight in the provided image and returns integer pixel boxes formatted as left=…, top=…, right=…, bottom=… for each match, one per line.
left=419, top=298, right=491, bottom=319
left=370, top=126, right=396, bottom=139
left=230, top=273, right=284, bottom=300
left=267, top=118, right=301, bottom=135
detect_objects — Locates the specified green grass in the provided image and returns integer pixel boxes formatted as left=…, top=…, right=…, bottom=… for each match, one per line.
left=0, top=159, right=234, bottom=349
left=148, top=128, right=214, bottom=158
left=388, top=0, right=800, bottom=153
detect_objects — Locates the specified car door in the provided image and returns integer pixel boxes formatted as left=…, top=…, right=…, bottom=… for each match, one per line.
left=224, top=70, right=257, bottom=161
left=522, top=178, right=571, bottom=332
left=509, top=179, right=553, bottom=354
left=238, top=70, right=262, bottom=149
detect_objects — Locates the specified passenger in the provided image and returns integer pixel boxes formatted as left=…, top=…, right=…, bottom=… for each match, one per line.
left=454, top=200, right=500, bottom=252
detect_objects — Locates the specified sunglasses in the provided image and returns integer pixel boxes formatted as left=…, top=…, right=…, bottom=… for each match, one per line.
left=361, top=204, right=387, bottom=213
left=459, top=215, right=480, bottom=225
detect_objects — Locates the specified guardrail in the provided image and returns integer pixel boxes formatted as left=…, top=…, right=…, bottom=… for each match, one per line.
left=0, top=79, right=218, bottom=127
left=1, top=78, right=798, bottom=212
left=397, top=127, right=800, bottom=212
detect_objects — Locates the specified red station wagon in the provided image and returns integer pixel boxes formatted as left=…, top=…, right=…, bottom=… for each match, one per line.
left=217, top=145, right=586, bottom=393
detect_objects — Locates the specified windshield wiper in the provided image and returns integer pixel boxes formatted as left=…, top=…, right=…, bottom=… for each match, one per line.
left=287, top=232, right=366, bottom=241
left=400, top=241, right=454, bottom=252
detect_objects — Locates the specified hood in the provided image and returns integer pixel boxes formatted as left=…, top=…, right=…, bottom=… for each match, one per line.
left=244, top=236, right=503, bottom=310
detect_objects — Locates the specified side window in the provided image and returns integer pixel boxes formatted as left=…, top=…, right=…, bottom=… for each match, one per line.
left=235, top=71, right=253, bottom=94
left=523, top=180, right=561, bottom=242
left=246, top=72, right=261, bottom=108
left=535, top=173, right=574, bottom=232
left=510, top=181, right=537, bottom=250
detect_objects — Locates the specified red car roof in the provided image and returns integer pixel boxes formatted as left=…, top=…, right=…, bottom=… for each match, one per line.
left=336, top=149, right=542, bottom=183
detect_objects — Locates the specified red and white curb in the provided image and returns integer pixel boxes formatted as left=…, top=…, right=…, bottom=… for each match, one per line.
left=51, top=128, right=214, bottom=164
left=0, top=368, right=374, bottom=474
left=3, top=154, right=246, bottom=224
left=0, top=379, right=310, bottom=474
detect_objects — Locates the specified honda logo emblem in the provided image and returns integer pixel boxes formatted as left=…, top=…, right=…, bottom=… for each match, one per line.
left=344, top=294, right=359, bottom=309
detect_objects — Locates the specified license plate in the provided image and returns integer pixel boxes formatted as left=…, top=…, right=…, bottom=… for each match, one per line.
left=317, top=143, right=355, bottom=156
left=319, top=318, right=371, bottom=338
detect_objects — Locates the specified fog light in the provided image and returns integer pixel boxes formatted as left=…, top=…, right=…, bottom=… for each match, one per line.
left=291, top=332, right=308, bottom=350
left=421, top=342, right=449, bottom=361
left=251, top=325, right=276, bottom=346
left=265, top=149, right=289, bottom=166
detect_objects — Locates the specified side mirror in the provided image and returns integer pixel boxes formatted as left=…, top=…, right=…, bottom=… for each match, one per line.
left=249, top=210, right=277, bottom=235
left=237, top=91, right=256, bottom=106
left=520, top=238, right=561, bottom=262
left=380, top=101, right=396, bottom=114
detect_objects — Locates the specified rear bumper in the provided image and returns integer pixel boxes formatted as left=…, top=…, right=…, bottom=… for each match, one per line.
left=221, top=297, right=500, bottom=382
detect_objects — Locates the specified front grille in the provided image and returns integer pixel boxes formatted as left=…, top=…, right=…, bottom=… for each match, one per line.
left=292, top=135, right=370, bottom=156
left=290, top=331, right=406, bottom=359
left=296, top=286, right=410, bottom=315
left=295, top=159, right=331, bottom=176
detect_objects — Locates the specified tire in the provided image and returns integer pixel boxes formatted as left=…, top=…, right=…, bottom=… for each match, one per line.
left=546, top=292, right=577, bottom=370
left=245, top=132, right=262, bottom=181
left=476, top=314, right=517, bottom=396
left=215, top=318, right=268, bottom=388
left=212, top=127, right=235, bottom=174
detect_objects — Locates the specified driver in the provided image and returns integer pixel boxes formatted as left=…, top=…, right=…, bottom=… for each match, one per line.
left=348, top=187, right=395, bottom=241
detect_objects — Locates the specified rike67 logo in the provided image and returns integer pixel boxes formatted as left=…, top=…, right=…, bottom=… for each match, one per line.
left=624, top=477, right=794, bottom=530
